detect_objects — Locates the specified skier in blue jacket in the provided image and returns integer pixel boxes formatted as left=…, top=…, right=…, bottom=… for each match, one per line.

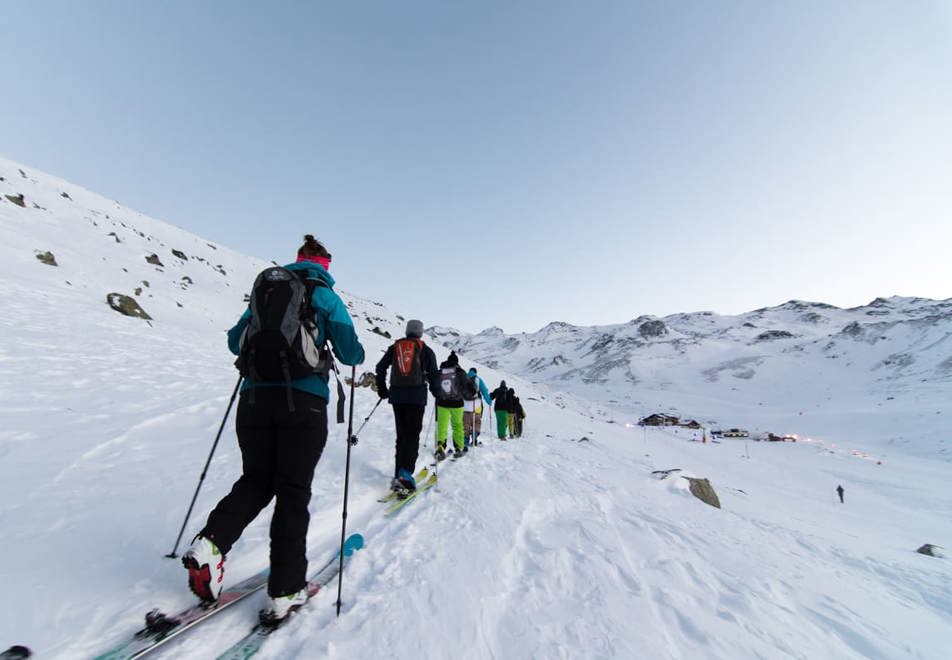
left=183, top=235, right=364, bottom=623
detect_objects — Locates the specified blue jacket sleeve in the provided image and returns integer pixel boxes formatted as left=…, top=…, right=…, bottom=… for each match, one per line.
left=479, top=377, right=492, bottom=406
left=315, top=288, right=365, bottom=366
left=227, top=309, right=252, bottom=356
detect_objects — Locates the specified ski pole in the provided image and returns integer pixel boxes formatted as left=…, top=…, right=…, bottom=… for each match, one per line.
left=165, top=375, right=242, bottom=559
left=353, top=397, right=383, bottom=438
left=336, top=366, right=358, bottom=616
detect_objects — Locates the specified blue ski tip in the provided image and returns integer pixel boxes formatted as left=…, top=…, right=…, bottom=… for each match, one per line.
left=343, top=533, right=365, bottom=555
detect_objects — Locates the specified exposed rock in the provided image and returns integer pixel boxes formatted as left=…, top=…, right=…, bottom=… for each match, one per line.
left=61, top=191, right=72, bottom=200
left=107, top=232, right=121, bottom=243
left=651, top=468, right=682, bottom=480
left=181, top=276, right=193, bottom=285
left=371, top=326, right=391, bottom=339
left=4, top=193, right=26, bottom=207
left=145, top=254, right=164, bottom=267
left=106, top=293, right=152, bottom=320
left=141, top=280, right=150, bottom=288
left=755, top=330, right=794, bottom=342
left=916, top=544, right=943, bottom=557
left=171, top=249, right=188, bottom=261
left=215, top=265, right=227, bottom=276
left=344, top=371, right=379, bottom=390
left=639, top=320, right=668, bottom=338
left=683, top=477, right=721, bottom=509
left=840, top=321, right=863, bottom=337
left=134, top=287, right=143, bottom=296
left=35, top=251, right=58, bottom=266
left=18, top=168, right=27, bottom=178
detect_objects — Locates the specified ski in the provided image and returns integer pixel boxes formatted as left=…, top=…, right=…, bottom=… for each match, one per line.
left=93, top=565, right=272, bottom=660
left=383, top=472, right=438, bottom=515
left=377, top=466, right=429, bottom=503
left=215, top=533, right=365, bottom=660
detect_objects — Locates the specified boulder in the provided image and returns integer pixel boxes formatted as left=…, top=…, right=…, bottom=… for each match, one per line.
left=35, top=251, right=57, bottom=267
left=916, top=544, right=943, bottom=558
left=106, top=293, right=152, bottom=320
left=371, top=326, right=391, bottom=339
left=345, top=371, right=378, bottom=391
left=145, top=254, right=164, bottom=267
left=4, top=193, right=26, bottom=207
left=171, top=249, right=188, bottom=260
left=683, top=477, right=721, bottom=509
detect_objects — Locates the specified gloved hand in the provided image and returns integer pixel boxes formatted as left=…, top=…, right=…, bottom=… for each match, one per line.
left=378, top=387, right=389, bottom=401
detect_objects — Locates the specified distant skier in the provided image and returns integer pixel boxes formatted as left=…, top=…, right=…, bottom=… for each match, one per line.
left=507, top=388, right=518, bottom=438
left=434, top=351, right=469, bottom=459
left=836, top=484, right=845, bottom=503
left=512, top=394, right=525, bottom=437
left=462, top=368, right=492, bottom=447
left=490, top=381, right=511, bottom=440
left=182, top=235, right=364, bottom=623
left=375, top=320, right=439, bottom=493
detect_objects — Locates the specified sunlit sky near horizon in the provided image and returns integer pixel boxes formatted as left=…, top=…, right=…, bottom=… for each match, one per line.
left=3, top=1, right=951, bottom=332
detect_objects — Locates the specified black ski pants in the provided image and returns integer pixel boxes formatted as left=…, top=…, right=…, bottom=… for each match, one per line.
left=201, top=388, right=327, bottom=597
left=392, top=403, right=425, bottom=478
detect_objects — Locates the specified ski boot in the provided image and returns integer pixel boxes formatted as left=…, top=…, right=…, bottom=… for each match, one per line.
left=260, top=587, right=308, bottom=627
left=182, top=536, right=225, bottom=603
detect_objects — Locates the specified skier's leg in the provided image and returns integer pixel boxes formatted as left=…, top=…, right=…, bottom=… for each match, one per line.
left=436, top=406, right=450, bottom=452
left=268, top=391, right=327, bottom=597
left=200, top=392, right=277, bottom=553
left=451, top=407, right=465, bottom=451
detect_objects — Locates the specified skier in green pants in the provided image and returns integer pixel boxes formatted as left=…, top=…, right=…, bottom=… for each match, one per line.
left=434, top=352, right=468, bottom=459
left=490, top=380, right=511, bottom=440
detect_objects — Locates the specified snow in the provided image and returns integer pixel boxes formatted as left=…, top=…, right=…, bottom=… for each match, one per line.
left=1, top=157, right=951, bottom=659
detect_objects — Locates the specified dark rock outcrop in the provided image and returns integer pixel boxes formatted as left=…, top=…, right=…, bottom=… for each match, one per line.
left=171, top=249, right=188, bottom=260
left=107, top=293, right=152, bottom=320
left=755, top=330, right=794, bottom=342
left=916, top=544, right=943, bottom=557
left=4, top=193, right=26, bottom=207
left=639, top=320, right=668, bottom=338
left=146, top=254, right=164, bottom=267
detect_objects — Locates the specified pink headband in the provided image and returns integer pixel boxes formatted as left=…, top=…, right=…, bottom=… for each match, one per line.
left=296, top=255, right=331, bottom=270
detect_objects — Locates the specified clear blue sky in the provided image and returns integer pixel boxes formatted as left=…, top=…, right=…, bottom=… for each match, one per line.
left=4, top=1, right=951, bottom=332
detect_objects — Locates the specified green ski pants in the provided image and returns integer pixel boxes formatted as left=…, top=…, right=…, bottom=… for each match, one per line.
left=495, top=410, right=509, bottom=439
left=436, top=406, right=465, bottom=451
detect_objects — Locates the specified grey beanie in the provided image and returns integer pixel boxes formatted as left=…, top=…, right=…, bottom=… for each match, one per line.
left=406, top=319, right=424, bottom=338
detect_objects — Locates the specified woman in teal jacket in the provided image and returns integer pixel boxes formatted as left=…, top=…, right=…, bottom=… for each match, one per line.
left=184, top=235, right=364, bottom=623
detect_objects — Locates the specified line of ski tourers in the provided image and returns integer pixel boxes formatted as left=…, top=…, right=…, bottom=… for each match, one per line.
left=86, top=236, right=529, bottom=659
left=375, top=320, right=527, bottom=497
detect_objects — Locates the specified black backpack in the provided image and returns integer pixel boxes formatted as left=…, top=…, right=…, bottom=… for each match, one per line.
left=436, top=367, right=463, bottom=401
left=235, top=266, right=331, bottom=389
left=390, top=338, right=426, bottom=388
left=463, top=374, right=478, bottom=399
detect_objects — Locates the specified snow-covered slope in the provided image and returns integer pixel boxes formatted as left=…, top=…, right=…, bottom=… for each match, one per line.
left=430, top=298, right=952, bottom=461
left=1, top=157, right=950, bottom=659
